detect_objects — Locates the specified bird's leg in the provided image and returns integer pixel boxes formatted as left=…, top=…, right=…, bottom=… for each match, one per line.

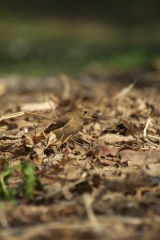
left=59, top=134, right=72, bottom=146
left=71, top=137, right=85, bottom=146
left=42, top=132, right=47, bottom=139
left=57, top=134, right=73, bottom=153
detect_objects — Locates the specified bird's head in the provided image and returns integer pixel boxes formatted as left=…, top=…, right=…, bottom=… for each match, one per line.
left=75, top=108, right=98, bottom=121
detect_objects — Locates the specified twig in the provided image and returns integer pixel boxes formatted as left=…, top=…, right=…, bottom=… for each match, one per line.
left=46, top=95, right=58, bottom=119
left=44, top=173, right=87, bottom=198
left=0, top=210, right=8, bottom=228
left=60, top=74, right=70, bottom=100
left=25, top=111, right=55, bottom=121
left=83, top=193, right=100, bottom=230
left=143, top=117, right=160, bottom=147
left=0, top=111, right=55, bottom=122
left=114, top=80, right=137, bottom=100
left=0, top=111, right=24, bottom=121
left=0, top=216, right=154, bottom=238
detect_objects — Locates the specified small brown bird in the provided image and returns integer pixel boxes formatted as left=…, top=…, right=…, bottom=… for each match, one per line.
left=33, top=108, right=96, bottom=142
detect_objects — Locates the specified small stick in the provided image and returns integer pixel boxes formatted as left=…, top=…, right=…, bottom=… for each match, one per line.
left=143, top=116, right=159, bottom=147
left=45, top=95, right=58, bottom=119
left=60, top=74, right=70, bottom=100
left=0, top=111, right=55, bottom=122
left=25, top=111, right=55, bottom=121
left=0, top=111, right=24, bottom=121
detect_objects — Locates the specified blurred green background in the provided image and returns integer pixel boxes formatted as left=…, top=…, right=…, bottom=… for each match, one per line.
left=0, top=0, right=160, bottom=76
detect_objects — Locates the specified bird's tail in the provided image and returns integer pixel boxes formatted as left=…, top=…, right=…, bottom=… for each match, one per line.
left=32, top=133, right=45, bottom=141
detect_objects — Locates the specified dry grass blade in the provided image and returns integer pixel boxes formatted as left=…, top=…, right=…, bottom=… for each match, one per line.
left=0, top=111, right=55, bottom=122
left=0, top=111, right=25, bottom=121
left=24, top=111, right=55, bottom=121
left=0, top=216, right=155, bottom=237
left=60, top=74, right=70, bottom=100
left=114, top=80, right=137, bottom=100
left=83, top=193, right=100, bottom=231
left=143, top=116, right=160, bottom=147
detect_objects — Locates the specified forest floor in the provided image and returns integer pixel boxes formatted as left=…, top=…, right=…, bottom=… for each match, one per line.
left=0, top=68, right=160, bottom=240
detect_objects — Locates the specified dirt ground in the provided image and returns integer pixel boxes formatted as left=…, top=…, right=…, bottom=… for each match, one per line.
left=0, top=69, right=160, bottom=240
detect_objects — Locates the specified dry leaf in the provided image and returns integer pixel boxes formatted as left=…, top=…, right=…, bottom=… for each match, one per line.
left=99, top=134, right=134, bottom=143
left=21, top=100, right=57, bottom=111
left=119, top=150, right=160, bottom=167
left=98, top=142, right=117, bottom=156
left=66, top=169, right=81, bottom=180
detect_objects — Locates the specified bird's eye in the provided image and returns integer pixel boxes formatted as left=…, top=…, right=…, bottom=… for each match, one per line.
left=83, top=110, right=88, bottom=114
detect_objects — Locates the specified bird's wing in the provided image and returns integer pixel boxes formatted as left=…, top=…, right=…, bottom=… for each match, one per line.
left=44, top=115, right=72, bottom=133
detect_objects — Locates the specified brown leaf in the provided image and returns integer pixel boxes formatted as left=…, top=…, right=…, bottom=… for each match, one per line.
left=99, top=134, right=134, bottom=144
left=24, top=135, right=34, bottom=148
left=119, top=150, right=160, bottom=167
left=99, top=158, right=115, bottom=166
left=98, top=142, right=119, bottom=157
left=17, top=119, right=36, bottom=129
left=147, top=163, right=160, bottom=176
left=33, top=145, right=45, bottom=156
left=21, top=100, right=57, bottom=111
left=66, top=168, right=81, bottom=181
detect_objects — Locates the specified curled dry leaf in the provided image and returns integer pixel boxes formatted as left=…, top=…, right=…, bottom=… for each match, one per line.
left=33, top=141, right=46, bottom=155
left=87, top=142, right=119, bottom=159
left=119, top=149, right=160, bottom=167
left=33, top=146, right=45, bottom=156
left=24, top=135, right=34, bottom=148
left=51, top=154, right=63, bottom=162
left=98, top=158, right=117, bottom=166
left=98, top=142, right=119, bottom=157
left=17, top=119, right=36, bottom=129
left=43, top=132, right=57, bottom=149
left=21, top=100, right=57, bottom=111
left=66, top=168, right=82, bottom=181
left=18, top=128, right=28, bottom=137
left=99, top=134, right=134, bottom=144
left=147, top=163, right=160, bottom=176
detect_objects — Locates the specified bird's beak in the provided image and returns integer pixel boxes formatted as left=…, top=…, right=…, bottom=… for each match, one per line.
left=92, top=112, right=99, bottom=120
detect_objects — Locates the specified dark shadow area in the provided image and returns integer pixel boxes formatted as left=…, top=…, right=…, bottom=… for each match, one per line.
left=0, top=1, right=160, bottom=76
left=1, top=0, right=160, bottom=25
